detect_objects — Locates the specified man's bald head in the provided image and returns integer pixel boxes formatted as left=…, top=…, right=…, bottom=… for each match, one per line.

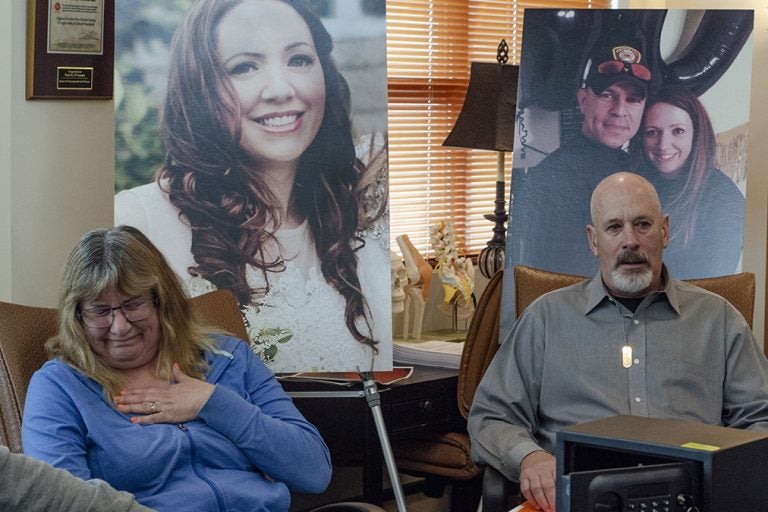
left=590, top=172, right=662, bottom=225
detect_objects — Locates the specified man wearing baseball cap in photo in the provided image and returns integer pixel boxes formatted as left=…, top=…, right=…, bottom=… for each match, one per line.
left=508, top=23, right=653, bottom=277
left=580, top=28, right=652, bottom=150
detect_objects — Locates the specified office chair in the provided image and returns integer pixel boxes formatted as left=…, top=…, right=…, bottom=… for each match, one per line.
left=0, top=290, right=385, bottom=512
left=0, top=300, right=54, bottom=452
left=513, top=265, right=756, bottom=328
left=481, top=264, right=758, bottom=512
left=390, top=270, right=505, bottom=512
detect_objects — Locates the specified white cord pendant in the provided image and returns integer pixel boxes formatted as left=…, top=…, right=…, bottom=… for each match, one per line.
left=622, top=345, right=633, bottom=369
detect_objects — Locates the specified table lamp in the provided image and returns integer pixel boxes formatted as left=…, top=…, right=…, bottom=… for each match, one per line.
left=443, top=40, right=519, bottom=279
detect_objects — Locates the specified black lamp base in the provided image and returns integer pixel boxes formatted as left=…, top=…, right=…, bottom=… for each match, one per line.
left=478, top=244, right=505, bottom=279
left=478, top=180, right=507, bottom=279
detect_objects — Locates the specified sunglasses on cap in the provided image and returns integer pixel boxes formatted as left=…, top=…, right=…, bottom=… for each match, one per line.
left=596, top=60, right=651, bottom=82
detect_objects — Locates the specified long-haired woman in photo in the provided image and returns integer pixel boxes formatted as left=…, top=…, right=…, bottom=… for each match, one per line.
left=116, top=0, right=390, bottom=372
left=631, top=85, right=744, bottom=278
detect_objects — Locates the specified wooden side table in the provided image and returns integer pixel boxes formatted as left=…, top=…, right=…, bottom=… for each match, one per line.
left=282, top=365, right=461, bottom=507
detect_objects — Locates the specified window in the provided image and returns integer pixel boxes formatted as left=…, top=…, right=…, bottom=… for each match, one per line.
left=386, top=0, right=612, bottom=255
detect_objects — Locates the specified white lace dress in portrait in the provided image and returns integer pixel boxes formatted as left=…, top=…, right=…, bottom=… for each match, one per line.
left=191, top=218, right=391, bottom=373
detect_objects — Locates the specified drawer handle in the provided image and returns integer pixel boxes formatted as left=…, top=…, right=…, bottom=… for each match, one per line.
left=422, top=400, right=433, bottom=412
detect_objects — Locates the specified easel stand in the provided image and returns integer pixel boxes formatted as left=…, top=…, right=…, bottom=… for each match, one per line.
left=286, top=374, right=408, bottom=512
left=361, top=372, right=408, bottom=512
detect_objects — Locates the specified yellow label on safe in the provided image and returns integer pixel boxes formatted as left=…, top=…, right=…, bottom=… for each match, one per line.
left=681, top=442, right=720, bottom=452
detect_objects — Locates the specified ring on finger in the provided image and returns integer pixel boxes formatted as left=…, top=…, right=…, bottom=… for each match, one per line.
left=149, top=401, right=157, bottom=414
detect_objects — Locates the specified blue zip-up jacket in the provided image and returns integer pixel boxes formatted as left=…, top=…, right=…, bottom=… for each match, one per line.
left=22, top=335, right=331, bottom=512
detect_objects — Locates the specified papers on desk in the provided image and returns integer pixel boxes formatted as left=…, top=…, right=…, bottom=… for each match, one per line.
left=393, top=339, right=464, bottom=369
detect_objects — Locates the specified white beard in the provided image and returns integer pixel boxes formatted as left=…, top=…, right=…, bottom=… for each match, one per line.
left=611, top=266, right=653, bottom=295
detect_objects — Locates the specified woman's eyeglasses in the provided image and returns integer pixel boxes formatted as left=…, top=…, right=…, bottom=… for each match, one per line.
left=78, top=296, right=158, bottom=328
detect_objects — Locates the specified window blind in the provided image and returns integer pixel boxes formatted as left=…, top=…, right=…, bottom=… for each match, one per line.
left=386, top=0, right=612, bottom=256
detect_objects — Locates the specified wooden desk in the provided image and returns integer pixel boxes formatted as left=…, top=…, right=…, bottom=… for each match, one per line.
left=281, top=365, right=461, bottom=506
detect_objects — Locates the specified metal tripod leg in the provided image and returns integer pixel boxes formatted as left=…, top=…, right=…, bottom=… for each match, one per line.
left=361, top=372, right=408, bottom=512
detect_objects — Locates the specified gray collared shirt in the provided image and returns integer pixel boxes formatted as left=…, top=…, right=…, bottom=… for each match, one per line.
left=468, top=269, right=768, bottom=481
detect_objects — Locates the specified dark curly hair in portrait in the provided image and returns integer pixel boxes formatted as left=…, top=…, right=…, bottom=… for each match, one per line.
left=156, top=0, right=376, bottom=350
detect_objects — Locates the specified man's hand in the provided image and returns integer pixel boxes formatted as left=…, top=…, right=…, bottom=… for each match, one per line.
left=115, top=364, right=215, bottom=425
left=519, top=450, right=556, bottom=511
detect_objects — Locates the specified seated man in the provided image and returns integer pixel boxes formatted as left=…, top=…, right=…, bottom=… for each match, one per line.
left=468, top=172, right=768, bottom=512
left=0, top=444, right=152, bottom=511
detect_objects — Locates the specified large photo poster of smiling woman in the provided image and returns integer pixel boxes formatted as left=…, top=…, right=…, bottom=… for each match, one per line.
left=113, top=0, right=391, bottom=373
left=500, top=9, right=753, bottom=339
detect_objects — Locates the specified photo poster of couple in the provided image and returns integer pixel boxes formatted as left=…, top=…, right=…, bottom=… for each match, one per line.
left=500, top=8, right=754, bottom=340
left=112, top=0, right=393, bottom=374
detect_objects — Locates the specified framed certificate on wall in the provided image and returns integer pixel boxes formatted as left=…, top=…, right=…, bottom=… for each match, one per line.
left=26, top=0, right=114, bottom=99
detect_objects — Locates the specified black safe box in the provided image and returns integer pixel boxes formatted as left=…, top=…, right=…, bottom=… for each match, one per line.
left=556, top=415, right=768, bottom=511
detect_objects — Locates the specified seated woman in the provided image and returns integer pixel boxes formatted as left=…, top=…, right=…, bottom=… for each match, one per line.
left=22, top=225, right=331, bottom=512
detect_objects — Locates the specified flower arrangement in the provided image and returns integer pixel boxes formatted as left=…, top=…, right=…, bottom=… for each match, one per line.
left=429, top=221, right=475, bottom=317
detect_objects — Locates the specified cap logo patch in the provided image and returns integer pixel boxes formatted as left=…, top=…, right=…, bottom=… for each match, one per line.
left=611, top=46, right=642, bottom=64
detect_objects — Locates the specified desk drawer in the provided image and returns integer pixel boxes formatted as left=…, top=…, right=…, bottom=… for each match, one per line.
left=387, top=393, right=455, bottom=434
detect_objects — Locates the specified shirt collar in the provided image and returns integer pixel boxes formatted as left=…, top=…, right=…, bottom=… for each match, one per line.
left=584, top=264, right=678, bottom=315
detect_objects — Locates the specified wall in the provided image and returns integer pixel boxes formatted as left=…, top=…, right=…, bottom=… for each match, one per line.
left=620, top=2, right=768, bottom=348
left=0, top=3, right=12, bottom=300
left=0, top=0, right=115, bottom=307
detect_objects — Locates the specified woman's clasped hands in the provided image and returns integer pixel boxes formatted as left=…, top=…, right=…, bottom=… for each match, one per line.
left=115, top=363, right=215, bottom=425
